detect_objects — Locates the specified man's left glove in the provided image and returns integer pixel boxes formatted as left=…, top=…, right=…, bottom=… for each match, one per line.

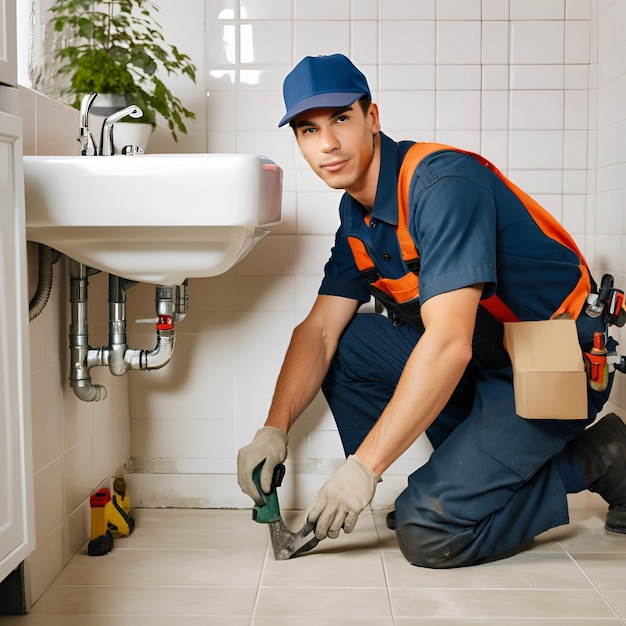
left=307, top=455, right=382, bottom=540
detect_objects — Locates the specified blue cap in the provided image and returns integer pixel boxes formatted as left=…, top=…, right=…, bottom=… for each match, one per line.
left=278, top=54, right=371, bottom=127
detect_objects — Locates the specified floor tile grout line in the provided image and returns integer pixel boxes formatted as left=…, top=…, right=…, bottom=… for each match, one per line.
left=250, top=545, right=272, bottom=621
left=564, top=547, right=625, bottom=621
left=380, top=549, right=398, bottom=626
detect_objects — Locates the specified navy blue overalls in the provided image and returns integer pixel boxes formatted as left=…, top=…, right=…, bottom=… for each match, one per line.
left=318, top=134, right=615, bottom=568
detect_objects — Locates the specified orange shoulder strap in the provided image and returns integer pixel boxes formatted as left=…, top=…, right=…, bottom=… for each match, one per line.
left=397, top=142, right=590, bottom=321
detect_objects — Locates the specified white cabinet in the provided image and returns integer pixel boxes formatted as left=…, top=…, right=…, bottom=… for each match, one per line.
left=0, top=108, right=34, bottom=583
left=0, top=0, right=17, bottom=87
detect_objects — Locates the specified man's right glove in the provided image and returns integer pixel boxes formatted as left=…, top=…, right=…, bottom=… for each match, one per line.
left=237, top=426, right=288, bottom=504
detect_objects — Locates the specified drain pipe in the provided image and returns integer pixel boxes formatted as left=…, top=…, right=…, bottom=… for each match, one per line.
left=93, top=279, right=179, bottom=375
left=69, top=261, right=187, bottom=401
left=69, top=260, right=108, bottom=402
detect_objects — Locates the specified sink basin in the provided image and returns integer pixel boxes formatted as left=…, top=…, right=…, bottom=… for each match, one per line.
left=24, top=153, right=282, bottom=285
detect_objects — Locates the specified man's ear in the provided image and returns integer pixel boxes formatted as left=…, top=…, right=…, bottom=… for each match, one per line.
left=368, top=102, right=382, bottom=134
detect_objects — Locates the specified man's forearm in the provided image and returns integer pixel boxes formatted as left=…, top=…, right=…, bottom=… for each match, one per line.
left=264, top=320, right=336, bottom=433
left=355, top=327, right=472, bottom=475
left=355, top=285, right=483, bottom=476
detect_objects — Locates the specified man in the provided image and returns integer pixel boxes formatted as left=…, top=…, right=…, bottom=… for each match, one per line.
left=237, top=53, right=626, bottom=568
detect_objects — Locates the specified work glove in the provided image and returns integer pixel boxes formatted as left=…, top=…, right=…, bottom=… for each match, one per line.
left=237, top=426, right=288, bottom=504
left=307, top=455, right=382, bottom=540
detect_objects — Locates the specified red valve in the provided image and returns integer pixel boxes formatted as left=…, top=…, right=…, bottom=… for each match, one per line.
left=156, top=315, right=173, bottom=330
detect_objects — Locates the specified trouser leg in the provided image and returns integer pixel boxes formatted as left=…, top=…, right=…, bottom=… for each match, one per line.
left=321, top=312, right=473, bottom=456
left=395, top=362, right=604, bottom=569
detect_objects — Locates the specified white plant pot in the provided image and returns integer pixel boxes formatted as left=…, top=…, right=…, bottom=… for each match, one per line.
left=112, top=122, right=153, bottom=154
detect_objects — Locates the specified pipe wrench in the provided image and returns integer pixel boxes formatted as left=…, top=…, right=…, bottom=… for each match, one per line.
left=252, top=463, right=320, bottom=560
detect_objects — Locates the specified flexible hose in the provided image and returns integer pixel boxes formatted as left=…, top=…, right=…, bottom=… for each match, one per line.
left=29, top=244, right=57, bottom=321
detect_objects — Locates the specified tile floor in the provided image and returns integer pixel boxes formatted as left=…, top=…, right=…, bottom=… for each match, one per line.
left=1, top=505, right=626, bottom=625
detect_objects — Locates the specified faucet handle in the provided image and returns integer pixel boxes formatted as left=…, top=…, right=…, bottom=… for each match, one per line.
left=121, top=145, right=145, bottom=155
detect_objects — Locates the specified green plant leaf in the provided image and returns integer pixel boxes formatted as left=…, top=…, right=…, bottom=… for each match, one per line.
left=49, top=0, right=197, bottom=141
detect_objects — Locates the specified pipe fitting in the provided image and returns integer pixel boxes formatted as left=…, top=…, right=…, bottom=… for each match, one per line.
left=68, top=263, right=182, bottom=401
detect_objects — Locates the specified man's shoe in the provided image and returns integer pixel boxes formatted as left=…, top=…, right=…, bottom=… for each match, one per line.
left=606, top=505, right=626, bottom=534
left=568, top=413, right=626, bottom=533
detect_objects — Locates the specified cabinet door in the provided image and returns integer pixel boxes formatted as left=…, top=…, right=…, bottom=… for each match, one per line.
left=0, top=110, right=34, bottom=583
left=0, top=0, right=17, bottom=87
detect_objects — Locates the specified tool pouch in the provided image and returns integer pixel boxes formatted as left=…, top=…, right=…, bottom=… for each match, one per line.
left=371, top=289, right=511, bottom=369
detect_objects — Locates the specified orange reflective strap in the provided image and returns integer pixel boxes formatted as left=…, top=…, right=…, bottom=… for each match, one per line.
left=371, top=274, right=420, bottom=304
left=399, top=143, right=590, bottom=321
left=495, top=176, right=590, bottom=320
left=349, top=142, right=589, bottom=322
left=480, top=294, right=519, bottom=323
left=346, top=236, right=374, bottom=273
left=397, top=143, right=454, bottom=262
left=347, top=236, right=420, bottom=303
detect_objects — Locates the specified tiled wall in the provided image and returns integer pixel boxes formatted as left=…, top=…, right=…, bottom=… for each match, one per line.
left=594, top=0, right=626, bottom=412
left=123, top=0, right=626, bottom=510
left=20, top=88, right=131, bottom=604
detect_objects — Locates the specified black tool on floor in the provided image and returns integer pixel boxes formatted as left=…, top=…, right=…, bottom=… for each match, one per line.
left=252, top=463, right=320, bottom=560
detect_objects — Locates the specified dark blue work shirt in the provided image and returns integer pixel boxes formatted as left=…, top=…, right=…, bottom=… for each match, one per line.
left=319, top=132, right=585, bottom=321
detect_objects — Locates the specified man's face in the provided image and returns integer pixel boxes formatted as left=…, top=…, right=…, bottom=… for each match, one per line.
left=291, top=102, right=381, bottom=200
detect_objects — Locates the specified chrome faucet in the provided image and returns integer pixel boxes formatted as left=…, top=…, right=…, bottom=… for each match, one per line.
left=77, top=93, right=144, bottom=156
left=99, top=104, right=143, bottom=156
left=77, top=92, right=99, bottom=156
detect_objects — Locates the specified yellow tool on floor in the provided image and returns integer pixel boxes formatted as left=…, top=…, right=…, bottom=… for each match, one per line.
left=87, top=477, right=135, bottom=556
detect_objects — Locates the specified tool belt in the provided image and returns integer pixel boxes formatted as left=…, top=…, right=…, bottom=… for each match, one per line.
left=369, top=286, right=511, bottom=370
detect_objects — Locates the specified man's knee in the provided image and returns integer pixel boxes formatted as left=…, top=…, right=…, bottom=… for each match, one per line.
left=396, top=520, right=470, bottom=569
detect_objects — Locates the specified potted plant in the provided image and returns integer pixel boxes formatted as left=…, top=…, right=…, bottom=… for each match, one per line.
left=47, top=0, right=197, bottom=142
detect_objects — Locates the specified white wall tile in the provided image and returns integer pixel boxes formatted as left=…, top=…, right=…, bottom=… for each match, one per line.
left=297, top=191, right=343, bottom=235
left=437, top=65, right=482, bottom=90
left=566, top=20, right=591, bottom=64
left=509, top=130, right=564, bottom=169
left=565, top=90, right=589, bottom=129
left=436, top=90, right=481, bottom=129
left=379, top=22, right=436, bottom=64
left=295, top=0, right=350, bottom=20
left=351, top=0, right=378, bottom=20
left=482, top=91, right=509, bottom=129
left=564, top=129, right=590, bottom=169
left=234, top=275, right=296, bottom=312
left=510, top=65, right=565, bottom=89
left=480, top=129, right=509, bottom=167
left=295, top=235, right=336, bottom=276
left=510, top=21, right=565, bottom=65
left=482, top=65, right=509, bottom=90
left=437, top=21, right=481, bottom=64
left=567, top=0, right=592, bottom=19
left=245, top=21, right=292, bottom=63
left=509, top=90, right=564, bottom=129
left=352, top=21, right=378, bottom=64
left=482, top=0, right=509, bottom=20
left=380, top=65, right=436, bottom=91
left=482, top=21, right=509, bottom=64
left=436, top=0, right=481, bottom=20
left=293, top=21, right=351, bottom=59
left=378, top=91, right=436, bottom=132
left=241, top=0, right=292, bottom=19
left=510, top=0, right=565, bottom=20
left=562, top=194, right=587, bottom=233
left=63, top=438, right=93, bottom=516
left=233, top=234, right=297, bottom=275
left=380, top=0, right=435, bottom=20
left=33, top=459, right=64, bottom=543
left=565, top=64, right=590, bottom=89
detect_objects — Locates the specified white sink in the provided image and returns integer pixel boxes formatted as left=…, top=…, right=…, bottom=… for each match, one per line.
left=24, top=153, right=282, bottom=285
